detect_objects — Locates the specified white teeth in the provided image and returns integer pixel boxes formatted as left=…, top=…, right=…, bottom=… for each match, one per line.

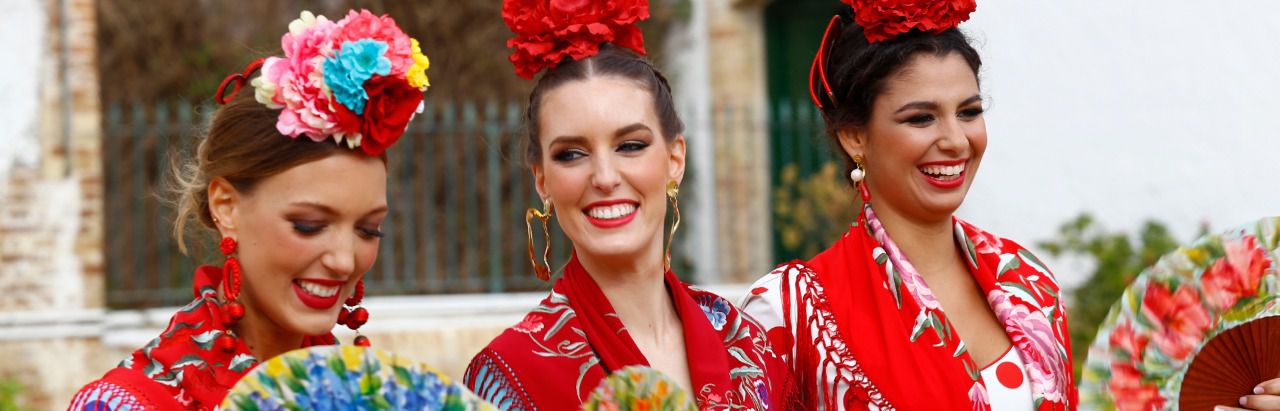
left=921, top=164, right=964, bottom=177
left=586, top=203, right=637, bottom=220
left=298, top=281, right=339, bottom=298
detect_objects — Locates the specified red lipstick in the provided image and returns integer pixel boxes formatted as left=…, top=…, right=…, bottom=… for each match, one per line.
left=292, top=278, right=344, bottom=310
left=583, top=199, right=638, bottom=229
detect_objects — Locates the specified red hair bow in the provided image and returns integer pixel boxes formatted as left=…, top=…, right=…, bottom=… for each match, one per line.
left=502, top=0, right=650, bottom=79
left=843, top=0, right=976, bottom=43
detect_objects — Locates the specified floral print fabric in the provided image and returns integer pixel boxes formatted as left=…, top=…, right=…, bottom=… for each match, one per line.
left=1080, top=217, right=1280, bottom=411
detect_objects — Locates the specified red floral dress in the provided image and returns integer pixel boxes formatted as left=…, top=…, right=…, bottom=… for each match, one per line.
left=740, top=204, right=1077, bottom=410
left=67, top=266, right=335, bottom=410
left=464, top=255, right=787, bottom=410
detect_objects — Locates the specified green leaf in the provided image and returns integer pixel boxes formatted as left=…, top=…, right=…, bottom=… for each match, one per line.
left=729, top=366, right=765, bottom=379
left=228, top=353, right=256, bottom=373
left=909, top=311, right=928, bottom=342
left=727, top=347, right=754, bottom=366
left=171, top=354, right=205, bottom=369
left=191, top=330, right=220, bottom=350
left=1018, top=249, right=1051, bottom=276
left=162, top=321, right=204, bottom=339
left=543, top=310, right=576, bottom=341
left=997, top=253, right=1022, bottom=278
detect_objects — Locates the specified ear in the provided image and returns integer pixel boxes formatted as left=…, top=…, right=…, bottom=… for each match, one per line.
left=207, top=177, right=241, bottom=239
left=531, top=162, right=548, bottom=203
left=668, top=135, right=687, bottom=186
left=835, top=127, right=868, bottom=162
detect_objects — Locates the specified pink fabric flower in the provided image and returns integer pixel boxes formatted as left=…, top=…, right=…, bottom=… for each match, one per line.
left=989, top=290, right=1068, bottom=403
left=967, top=382, right=988, bottom=411
left=1140, top=282, right=1211, bottom=362
left=335, top=10, right=415, bottom=74
left=971, top=229, right=1005, bottom=255
left=513, top=315, right=544, bottom=334
left=1201, top=235, right=1271, bottom=311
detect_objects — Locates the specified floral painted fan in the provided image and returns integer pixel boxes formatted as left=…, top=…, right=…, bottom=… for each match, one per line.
left=581, top=366, right=697, bottom=411
left=220, top=345, right=494, bottom=411
left=1080, top=217, right=1280, bottom=411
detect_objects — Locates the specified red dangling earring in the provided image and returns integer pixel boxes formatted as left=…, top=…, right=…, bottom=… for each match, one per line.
left=217, top=237, right=244, bottom=353
left=337, top=278, right=371, bottom=346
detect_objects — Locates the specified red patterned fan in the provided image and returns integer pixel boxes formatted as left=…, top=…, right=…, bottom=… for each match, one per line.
left=1180, top=315, right=1280, bottom=410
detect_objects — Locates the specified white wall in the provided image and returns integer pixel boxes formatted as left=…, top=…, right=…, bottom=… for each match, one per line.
left=0, top=0, right=44, bottom=174
left=958, top=1, right=1280, bottom=286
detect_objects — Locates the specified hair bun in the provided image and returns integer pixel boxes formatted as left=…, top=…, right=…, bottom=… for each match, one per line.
left=502, top=0, right=650, bottom=80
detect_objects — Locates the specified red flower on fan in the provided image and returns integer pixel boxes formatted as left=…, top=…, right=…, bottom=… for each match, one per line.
left=1201, top=235, right=1272, bottom=311
left=1107, top=321, right=1149, bottom=361
left=502, top=0, right=650, bottom=79
left=1140, top=282, right=1211, bottom=362
left=842, top=0, right=977, bottom=43
left=1107, top=361, right=1165, bottom=411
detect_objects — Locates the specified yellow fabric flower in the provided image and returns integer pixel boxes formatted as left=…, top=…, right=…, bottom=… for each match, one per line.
left=407, top=38, right=431, bottom=90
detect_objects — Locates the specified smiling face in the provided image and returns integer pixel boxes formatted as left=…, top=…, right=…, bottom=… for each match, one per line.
left=838, top=52, right=986, bottom=224
left=533, top=75, right=686, bottom=265
left=209, top=151, right=387, bottom=337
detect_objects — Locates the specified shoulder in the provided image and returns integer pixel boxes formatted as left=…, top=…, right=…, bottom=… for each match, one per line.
left=68, top=367, right=182, bottom=410
left=737, top=261, right=821, bottom=329
left=957, top=219, right=1057, bottom=279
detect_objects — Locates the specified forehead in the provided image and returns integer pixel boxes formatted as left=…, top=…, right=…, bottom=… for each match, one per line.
left=878, top=52, right=979, bottom=104
left=538, top=76, right=659, bottom=138
left=247, top=152, right=388, bottom=211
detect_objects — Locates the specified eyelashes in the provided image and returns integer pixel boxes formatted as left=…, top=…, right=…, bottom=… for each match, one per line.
left=549, top=140, right=651, bottom=163
left=291, top=220, right=383, bottom=240
left=900, top=107, right=985, bottom=126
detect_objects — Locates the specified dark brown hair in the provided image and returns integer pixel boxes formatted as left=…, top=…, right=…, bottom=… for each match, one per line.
left=523, top=44, right=684, bottom=165
left=168, top=89, right=386, bottom=255
left=819, top=21, right=982, bottom=176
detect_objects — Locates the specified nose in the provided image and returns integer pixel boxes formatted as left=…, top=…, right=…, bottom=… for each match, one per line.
left=321, top=233, right=358, bottom=278
left=935, top=115, right=969, bottom=155
left=590, top=154, right=621, bottom=193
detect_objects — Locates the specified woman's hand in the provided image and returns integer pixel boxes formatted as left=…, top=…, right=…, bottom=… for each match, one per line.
left=1217, top=378, right=1280, bottom=411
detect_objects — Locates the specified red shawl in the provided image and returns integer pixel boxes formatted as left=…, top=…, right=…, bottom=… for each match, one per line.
left=68, top=266, right=335, bottom=411
left=769, top=205, right=1076, bottom=410
left=465, top=255, right=786, bottom=410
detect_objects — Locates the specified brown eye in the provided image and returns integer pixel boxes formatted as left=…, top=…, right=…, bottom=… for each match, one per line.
left=617, top=141, right=648, bottom=153
left=552, top=149, right=586, bottom=163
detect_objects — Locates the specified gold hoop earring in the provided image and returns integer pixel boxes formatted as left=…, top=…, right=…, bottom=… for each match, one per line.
left=525, top=198, right=553, bottom=281
left=664, top=181, right=681, bottom=271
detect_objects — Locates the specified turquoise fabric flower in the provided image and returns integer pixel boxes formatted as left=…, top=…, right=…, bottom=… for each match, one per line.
left=323, top=39, right=392, bottom=115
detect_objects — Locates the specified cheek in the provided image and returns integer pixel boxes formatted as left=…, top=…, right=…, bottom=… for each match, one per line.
left=543, top=166, right=588, bottom=207
left=966, top=121, right=989, bottom=158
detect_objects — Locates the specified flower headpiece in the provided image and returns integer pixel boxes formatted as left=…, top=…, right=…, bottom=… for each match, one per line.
left=844, top=0, right=977, bottom=44
left=809, top=0, right=976, bottom=110
left=215, top=10, right=431, bottom=157
left=502, top=0, right=650, bottom=80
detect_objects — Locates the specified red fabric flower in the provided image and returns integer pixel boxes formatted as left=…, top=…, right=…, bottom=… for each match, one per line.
left=353, top=75, right=423, bottom=156
left=502, top=0, right=650, bottom=79
left=843, top=0, right=977, bottom=44
left=1107, top=321, right=1149, bottom=361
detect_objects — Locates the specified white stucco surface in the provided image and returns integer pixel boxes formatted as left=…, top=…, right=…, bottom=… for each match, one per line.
left=0, top=0, right=45, bottom=174
left=958, top=1, right=1280, bottom=285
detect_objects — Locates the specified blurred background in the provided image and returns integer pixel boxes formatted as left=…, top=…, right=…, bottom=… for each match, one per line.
left=1, top=0, right=1278, bottom=408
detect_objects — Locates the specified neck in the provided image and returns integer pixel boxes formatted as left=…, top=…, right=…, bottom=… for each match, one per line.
left=868, top=202, right=961, bottom=277
left=231, top=298, right=304, bottom=361
left=574, top=242, right=681, bottom=346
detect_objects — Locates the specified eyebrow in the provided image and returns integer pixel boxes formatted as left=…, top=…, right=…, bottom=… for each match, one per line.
left=290, top=201, right=388, bottom=218
left=894, top=94, right=984, bottom=114
left=548, top=123, right=653, bottom=146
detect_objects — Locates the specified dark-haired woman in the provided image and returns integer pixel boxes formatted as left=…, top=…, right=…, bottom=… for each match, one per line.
left=740, top=1, right=1076, bottom=410
left=463, top=1, right=785, bottom=410
left=67, top=10, right=430, bottom=410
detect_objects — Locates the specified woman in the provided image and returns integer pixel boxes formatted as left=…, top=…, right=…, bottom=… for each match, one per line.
left=464, top=1, right=785, bottom=410
left=740, top=1, right=1076, bottom=410
left=68, top=10, right=431, bottom=410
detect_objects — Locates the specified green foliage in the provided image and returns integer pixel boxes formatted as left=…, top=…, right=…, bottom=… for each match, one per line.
left=1037, top=213, right=1203, bottom=378
left=0, top=378, right=29, bottom=411
left=772, top=162, right=858, bottom=260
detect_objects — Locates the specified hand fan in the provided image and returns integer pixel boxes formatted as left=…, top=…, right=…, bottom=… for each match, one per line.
left=581, top=366, right=698, bottom=411
left=1179, top=315, right=1280, bottom=410
left=1079, top=217, right=1280, bottom=411
left=220, top=345, right=495, bottom=411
